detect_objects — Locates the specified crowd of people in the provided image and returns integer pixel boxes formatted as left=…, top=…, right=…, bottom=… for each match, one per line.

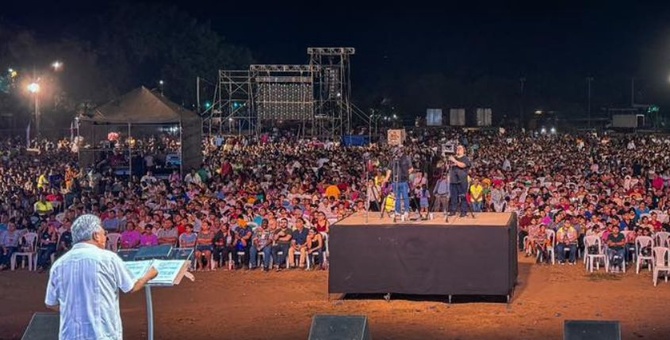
left=1, top=127, right=670, bottom=275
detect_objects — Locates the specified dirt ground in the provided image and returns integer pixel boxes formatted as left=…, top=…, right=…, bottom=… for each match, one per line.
left=1, top=255, right=669, bottom=340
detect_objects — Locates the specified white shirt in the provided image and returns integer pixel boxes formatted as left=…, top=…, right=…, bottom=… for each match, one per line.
left=45, top=243, right=136, bottom=340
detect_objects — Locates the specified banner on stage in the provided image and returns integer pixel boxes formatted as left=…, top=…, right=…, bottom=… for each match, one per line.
left=387, top=129, right=406, bottom=146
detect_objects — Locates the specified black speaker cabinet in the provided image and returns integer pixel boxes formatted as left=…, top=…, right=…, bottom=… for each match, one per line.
left=22, top=313, right=59, bottom=340
left=308, top=315, right=371, bottom=340
left=564, top=320, right=621, bottom=340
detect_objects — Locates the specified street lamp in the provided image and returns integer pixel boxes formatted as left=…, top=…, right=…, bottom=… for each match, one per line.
left=51, top=61, right=63, bottom=71
left=27, top=82, right=41, bottom=137
left=158, top=80, right=164, bottom=95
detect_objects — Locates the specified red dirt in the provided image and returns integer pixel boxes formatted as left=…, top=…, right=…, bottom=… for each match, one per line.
left=1, top=255, right=668, bottom=340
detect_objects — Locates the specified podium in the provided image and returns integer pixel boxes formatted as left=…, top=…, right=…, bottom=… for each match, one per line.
left=123, top=246, right=195, bottom=340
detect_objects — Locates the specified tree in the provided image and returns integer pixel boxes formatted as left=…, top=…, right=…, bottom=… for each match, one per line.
left=96, top=3, right=253, bottom=106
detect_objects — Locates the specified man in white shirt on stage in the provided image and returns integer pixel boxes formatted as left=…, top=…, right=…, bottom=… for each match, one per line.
left=45, top=214, right=158, bottom=340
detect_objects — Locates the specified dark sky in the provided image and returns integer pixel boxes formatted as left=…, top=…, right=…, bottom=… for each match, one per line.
left=5, top=0, right=670, bottom=108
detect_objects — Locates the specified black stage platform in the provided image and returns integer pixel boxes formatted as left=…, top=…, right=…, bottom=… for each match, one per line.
left=328, top=212, right=518, bottom=302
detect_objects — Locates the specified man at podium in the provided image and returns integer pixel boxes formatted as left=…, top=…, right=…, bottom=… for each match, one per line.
left=44, top=214, right=158, bottom=340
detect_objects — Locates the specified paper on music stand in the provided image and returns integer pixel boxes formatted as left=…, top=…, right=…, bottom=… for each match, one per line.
left=148, top=260, right=190, bottom=286
left=125, top=260, right=154, bottom=281
left=124, top=259, right=190, bottom=286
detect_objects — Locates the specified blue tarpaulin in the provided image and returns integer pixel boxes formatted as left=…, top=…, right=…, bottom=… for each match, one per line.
left=342, top=135, right=369, bottom=146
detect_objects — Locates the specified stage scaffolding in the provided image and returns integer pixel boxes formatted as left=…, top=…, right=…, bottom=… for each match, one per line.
left=202, top=70, right=255, bottom=136
left=201, top=47, right=369, bottom=140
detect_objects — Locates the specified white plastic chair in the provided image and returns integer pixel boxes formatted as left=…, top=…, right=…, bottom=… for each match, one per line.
left=636, top=236, right=654, bottom=274
left=10, top=232, right=38, bottom=271
left=652, top=247, right=670, bottom=286
left=106, top=233, right=122, bottom=252
left=584, top=236, right=607, bottom=272
left=654, top=232, right=670, bottom=248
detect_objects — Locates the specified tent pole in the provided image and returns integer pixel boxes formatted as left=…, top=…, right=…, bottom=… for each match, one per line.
left=179, top=122, right=184, bottom=178
left=128, top=123, right=132, bottom=180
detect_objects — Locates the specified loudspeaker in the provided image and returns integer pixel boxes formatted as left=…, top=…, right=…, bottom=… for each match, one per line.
left=564, top=320, right=621, bottom=340
left=22, top=313, right=59, bottom=340
left=308, top=315, right=371, bottom=340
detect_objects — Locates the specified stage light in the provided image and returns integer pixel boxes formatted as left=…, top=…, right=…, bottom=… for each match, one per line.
left=550, top=127, right=556, bottom=134
left=540, top=127, right=546, bottom=134
left=52, top=61, right=63, bottom=71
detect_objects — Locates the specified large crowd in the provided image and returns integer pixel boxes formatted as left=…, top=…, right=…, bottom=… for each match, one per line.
left=1, top=128, right=670, bottom=275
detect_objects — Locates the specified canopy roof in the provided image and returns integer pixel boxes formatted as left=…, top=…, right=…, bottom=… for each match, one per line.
left=82, top=86, right=199, bottom=125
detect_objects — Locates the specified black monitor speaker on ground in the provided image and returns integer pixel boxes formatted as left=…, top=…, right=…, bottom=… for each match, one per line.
left=308, top=315, right=371, bottom=340
left=564, top=320, right=621, bottom=340
left=22, top=313, right=59, bottom=340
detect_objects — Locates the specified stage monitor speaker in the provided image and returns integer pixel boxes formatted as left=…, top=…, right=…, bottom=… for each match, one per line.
left=564, top=320, right=621, bottom=340
left=22, top=312, right=59, bottom=340
left=308, top=315, right=371, bottom=340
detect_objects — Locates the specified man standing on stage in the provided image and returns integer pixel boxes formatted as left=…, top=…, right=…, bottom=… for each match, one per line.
left=45, top=214, right=158, bottom=340
left=448, top=145, right=472, bottom=217
left=389, top=146, right=413, bottom=218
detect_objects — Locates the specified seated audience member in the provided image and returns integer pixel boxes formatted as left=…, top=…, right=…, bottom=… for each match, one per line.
left=157, top=220, right=178, bottom=246
left=213, top=223, right=236, bottom=269
left=305, top=227, right=325, bottom=270
left=139, top=224, right=159, bottom=247
left=250, top=219, right=273, bottom=271
left=179, top=224, right=197, bottom=249
left=233, top=220, right=252, bottom=269
left=0, top=223, right=20, bottom=270
left=120, top=222, right=141, bottom=249
left=36, top=223, right=59, bottom=273
left=102, top=209, right=123, bottom=233
left=194, top=222, right=215, bottom=271
left=288, top=218, right=309, bottom=269
left=57, top=222, right=73, bottom=257
left=555, top=222, right=578, bottom=265
left=272, top=219, right=292, bottom=271
left=606, top=225, right=626, bottom=271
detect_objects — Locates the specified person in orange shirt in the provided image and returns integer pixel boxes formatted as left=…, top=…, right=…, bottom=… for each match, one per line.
left=324, top=182, right=340, bottom=200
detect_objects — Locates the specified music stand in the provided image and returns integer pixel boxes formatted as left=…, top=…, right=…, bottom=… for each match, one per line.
left=117, top=249, right=139, bottom=262
left=123, top=245, right=194, bottom=340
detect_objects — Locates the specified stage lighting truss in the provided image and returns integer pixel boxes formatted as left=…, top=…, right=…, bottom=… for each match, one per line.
left=251, top=65, right=315, bottom=121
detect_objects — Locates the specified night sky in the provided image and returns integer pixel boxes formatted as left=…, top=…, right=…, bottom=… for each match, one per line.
left=5, top=0, right=670, bottom=114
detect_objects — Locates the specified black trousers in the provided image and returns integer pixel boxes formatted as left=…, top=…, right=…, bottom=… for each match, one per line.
left=213, top=245, right=237, bottom=265
left=449, top=182, right=468, bottom=214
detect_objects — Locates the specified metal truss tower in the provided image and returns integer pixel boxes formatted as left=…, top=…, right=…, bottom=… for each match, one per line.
left=309, top=47, right=357, bottom=139
left=203, top=70, right=255, bottom=135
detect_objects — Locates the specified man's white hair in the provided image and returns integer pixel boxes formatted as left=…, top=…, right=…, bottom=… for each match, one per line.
left=72, top=214, right=104, bottom=244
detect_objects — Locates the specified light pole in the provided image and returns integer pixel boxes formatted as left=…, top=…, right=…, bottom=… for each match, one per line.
left=519, top=77, right=526, bottom=129
left=28, top=82, right=40, bottom=137
left=158, top=80, right=164, bottom=96
left=586, top=77, right=593, bottom=128
left=51, top=61, right=63, bottom=71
